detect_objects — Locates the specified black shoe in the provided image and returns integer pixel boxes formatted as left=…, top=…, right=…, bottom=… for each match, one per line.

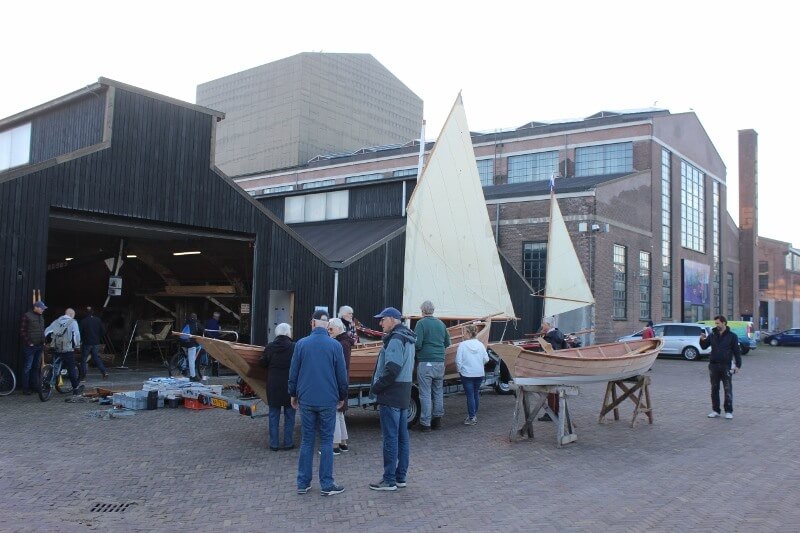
left=189, top=376, right=201, bottom=383
left=321, top=484, right=345, bottom=496
left=538, top=414, right=552, bottom=422
left=338, top=444, right=349, bottom=452
left=369, top=480, right=397, bottom=491
left=73, top=384, right=85, bottom=395
left=419, top=425, right=431, bottom=433
left=297, top=485, right=311, bottom=495
left=431, top=417, right=442, bottom=430
left=269, top=446, right=280, bottom=452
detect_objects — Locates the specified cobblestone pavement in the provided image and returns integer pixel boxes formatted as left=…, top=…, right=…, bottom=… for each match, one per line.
left=2, top=346, right=800, bottom=531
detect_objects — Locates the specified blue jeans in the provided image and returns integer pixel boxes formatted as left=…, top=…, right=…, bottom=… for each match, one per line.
left=269, top=405, right=296, bottom=448
left=461, top=375, right=484, bottom=418
left=297, top=404, right=337, bottom=490
left=379, top=405, right=410, bottom=484
left=21, top=345, right=43, bottom=392
left=81, top=344, right=107, bottom=378
left=417, top=361, right=444, bottom=426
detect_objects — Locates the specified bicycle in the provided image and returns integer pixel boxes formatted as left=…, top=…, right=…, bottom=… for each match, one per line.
left=0, top=362, right=16, bottom=396
left=168, top=346, right=211, bottom=380
left=39, top=352, right=80, bottom=402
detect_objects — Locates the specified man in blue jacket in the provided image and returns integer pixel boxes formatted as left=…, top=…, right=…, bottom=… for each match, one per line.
left=289, top=309, right=348, bottom=496
left=369, top=307, right=416, bottom=492
left=699, top=315, right=742, bottom=420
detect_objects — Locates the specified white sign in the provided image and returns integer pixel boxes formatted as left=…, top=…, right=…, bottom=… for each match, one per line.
left=240, top=303, right=251, bottom=314
left=108, top=276, right=122, bottom=296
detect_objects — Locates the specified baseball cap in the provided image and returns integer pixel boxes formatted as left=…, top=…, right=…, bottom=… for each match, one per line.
left=374, top=307, right=402, bottom=320
left=312, top=309, right=329, bottom=321
left=34, top=301, right=47, bottom=310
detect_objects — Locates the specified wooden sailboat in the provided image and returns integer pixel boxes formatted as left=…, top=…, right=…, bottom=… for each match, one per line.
left=489, top=185, right=663, bottom=384
left=490, top=337, right=663, bottom=385
left=177, top=94, right=516, bottom=401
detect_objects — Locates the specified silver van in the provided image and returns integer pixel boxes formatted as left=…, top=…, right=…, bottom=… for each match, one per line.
left=618, top=323, right=713, bottom=361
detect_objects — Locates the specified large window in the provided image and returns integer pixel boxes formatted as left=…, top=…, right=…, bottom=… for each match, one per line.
left=759, top=261, right=769, bottom=290
left=639, top=251, right=651, bottom=320
left=523, top=242, right=547, bottom=294
left=575, top=142, right=632, bottom=177
left=476, top=159, right=494, bottom=186
left=680, top=160, right=705, bottom=252
left=727, top=272, right=734, bottom=318
left=613, top=244, right=627, bottom=319
left=0, top=122, right=32, bottom=172
left=712, top=181, right=721, bottom=314
left=662, top=149, right=672, bottom=317
left=392, top=168, right=418, bottom=177
left=262, top=185, right=294, bottom=194
left=284, top=191, right=348, bottom=223
left=507, top=151, right=558, bottom=184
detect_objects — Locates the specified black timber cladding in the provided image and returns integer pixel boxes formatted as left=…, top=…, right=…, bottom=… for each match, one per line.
left=0, top=83, right=333, bottom=372
left=29, top=93, right=106, bottom=164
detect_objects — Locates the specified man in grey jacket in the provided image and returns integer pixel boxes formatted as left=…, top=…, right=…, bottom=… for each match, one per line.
left=369, top=307, right=416, bottom=491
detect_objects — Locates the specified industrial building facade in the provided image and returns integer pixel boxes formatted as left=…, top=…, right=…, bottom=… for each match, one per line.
left=197, top=53, right=423, bottom=177
left=240, top=109, right=769, bottom=343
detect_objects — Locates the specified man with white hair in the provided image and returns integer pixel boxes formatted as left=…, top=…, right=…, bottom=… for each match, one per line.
left=289, top=309, right=348, bottom=496
left=413, top=300, right=450, bottom=431
left=45, top=308, right=84, bottom=396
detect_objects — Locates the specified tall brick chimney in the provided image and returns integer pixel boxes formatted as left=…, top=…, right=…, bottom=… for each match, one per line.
left=738, top=129, right=758, bottom=323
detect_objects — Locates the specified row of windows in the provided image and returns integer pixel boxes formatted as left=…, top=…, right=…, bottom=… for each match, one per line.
left=507, top=151, right=558, bottom=184
left=0, top=122, right=31, bottom=172
left=786, top=253, right=800, bottom=273
left=575, top=142, right=633, bottom=177
left=285, top=190, right=348, bottom=223
left=661, top=149, right=672, bottom=318
left=680, top=161, right=705, bottom=252
left=345, top=173, right=383, bottom=184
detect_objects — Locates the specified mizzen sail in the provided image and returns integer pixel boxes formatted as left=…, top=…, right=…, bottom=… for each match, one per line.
left=543, top=191, right=594, bottom=318
left=402, top=94, right=515, bottom=319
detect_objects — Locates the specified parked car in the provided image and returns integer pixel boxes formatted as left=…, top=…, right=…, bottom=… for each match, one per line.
left=762, top=328, right=800, bottom=347
left=618, top=323, right=713, bottom=361
left=697, top=320, right=757, bottom=355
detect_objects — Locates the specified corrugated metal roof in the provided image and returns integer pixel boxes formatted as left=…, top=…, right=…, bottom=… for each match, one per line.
left=289, top=217, right=406, bottom=264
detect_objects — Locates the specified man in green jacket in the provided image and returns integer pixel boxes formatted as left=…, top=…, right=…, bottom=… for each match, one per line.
left=414, top=300, right=450, bottom=431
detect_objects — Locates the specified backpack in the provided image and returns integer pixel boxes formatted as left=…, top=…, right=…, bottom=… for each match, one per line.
left=51, top=319, right=75, bottom=352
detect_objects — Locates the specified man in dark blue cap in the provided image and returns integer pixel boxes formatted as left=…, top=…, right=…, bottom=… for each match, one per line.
left=369, top=307, right=416, bottom=491
left=19, top=301, right=47, bottom=395
left=289, top=309, right=348, bottom=496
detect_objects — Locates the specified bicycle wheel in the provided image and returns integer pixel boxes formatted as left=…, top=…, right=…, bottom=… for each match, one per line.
left=0, top=362, right=16, bottom=395
left=169, top=352, right=188, bottom=377
left=39, top=364, right=54, bottom=402
left=55, top=366, right=69, bottom=394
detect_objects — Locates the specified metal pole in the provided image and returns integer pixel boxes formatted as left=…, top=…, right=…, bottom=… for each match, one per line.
left=333, top=269, right=339, bottom=318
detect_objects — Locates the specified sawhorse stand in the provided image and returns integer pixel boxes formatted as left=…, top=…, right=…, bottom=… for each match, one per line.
left=509, top=383, right=579, bottom=447
left=599, top=374, right=653, bottom=427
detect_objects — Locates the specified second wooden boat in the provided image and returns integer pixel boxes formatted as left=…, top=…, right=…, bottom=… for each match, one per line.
left=488, top=338, right=664, bottom=385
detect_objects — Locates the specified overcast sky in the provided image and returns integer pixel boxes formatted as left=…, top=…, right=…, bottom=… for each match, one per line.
left=3, top=1, right=795, bottom=245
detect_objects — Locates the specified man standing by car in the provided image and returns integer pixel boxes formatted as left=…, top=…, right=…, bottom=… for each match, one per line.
left=700, top=315, right=742, bottom=420
left=414, top=300, right=450, bottom=431
left=289, top=310, right=348, bottom=496
left=369, top=307, right=416, bottom=491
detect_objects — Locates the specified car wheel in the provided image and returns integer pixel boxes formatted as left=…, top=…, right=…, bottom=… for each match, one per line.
left=682, top=346, right=700, bottom=361
left=406, top=387, right=420, bottom=429
left=770, top=339, right=779, bottom=347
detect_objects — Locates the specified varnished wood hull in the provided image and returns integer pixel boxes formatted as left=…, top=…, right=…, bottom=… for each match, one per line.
left=349, top=321, right=491, bottom=382
left=488, top=339, right=663, bottom=385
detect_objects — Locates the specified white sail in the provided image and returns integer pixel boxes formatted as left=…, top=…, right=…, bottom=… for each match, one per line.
left=402, top=94, right=515, bottom=319
left=543, top=192, right=594, bottom=318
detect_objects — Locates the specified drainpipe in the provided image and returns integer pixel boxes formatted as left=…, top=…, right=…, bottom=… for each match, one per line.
left=333, top=269, right=339, bottom=317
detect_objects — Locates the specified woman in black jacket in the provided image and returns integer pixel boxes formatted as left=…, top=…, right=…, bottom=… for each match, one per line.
left=259, top=323, right=296, bottom=451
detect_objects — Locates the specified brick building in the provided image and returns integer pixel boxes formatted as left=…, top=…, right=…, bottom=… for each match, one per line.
left=758, top=238, right=800, bottom=331
left=239, top=108, right=754, bottom=343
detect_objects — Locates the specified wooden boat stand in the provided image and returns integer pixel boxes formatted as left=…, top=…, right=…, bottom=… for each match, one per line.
left=509, top=383, right=579, bottom=447
left=598, top=374, right=653, bottom=427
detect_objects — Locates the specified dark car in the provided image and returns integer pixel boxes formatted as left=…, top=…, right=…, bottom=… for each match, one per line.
left=763, top=328, right=800, bottom=347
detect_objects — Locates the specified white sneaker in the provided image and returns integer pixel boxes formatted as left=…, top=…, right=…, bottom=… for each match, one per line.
left=724, top=412, right=733, bottom=420
left=708, top=411, right=720, bottom=418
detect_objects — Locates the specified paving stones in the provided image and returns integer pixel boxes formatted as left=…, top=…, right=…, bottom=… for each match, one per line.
left=2, top=349, right=800, bottom=530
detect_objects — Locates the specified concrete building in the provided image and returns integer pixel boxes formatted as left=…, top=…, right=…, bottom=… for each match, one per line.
left=196, top=53, right=423, bottom=176
left=242, top=108, right=761, bottom=343
left=758, top=238, right=800, bottom=331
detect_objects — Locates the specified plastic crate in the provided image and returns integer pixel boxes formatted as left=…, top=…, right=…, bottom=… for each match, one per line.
left=112, top=390, right=159, bottom=410
left=184, top=397, right=213, bottom=410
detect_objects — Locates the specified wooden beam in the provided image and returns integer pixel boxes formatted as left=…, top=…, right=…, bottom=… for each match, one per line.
left=163, top=285, right=236, bottom=296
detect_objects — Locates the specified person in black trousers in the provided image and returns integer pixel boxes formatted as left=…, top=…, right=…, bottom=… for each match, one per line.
left=79, top=306, right=108, bottom=381
left=699, top=315, right=742, bottom=420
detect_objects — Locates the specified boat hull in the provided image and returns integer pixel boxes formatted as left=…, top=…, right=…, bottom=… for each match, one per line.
left=488, top=338, right=663, bottom=386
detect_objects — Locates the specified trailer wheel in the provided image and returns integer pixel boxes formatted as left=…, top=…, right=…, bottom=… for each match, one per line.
left=407, top=387, right=420, bottom=428
left=494, top=360, right=514, bottom=395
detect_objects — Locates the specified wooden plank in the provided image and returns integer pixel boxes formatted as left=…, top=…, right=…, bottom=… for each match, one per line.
left=163, top=285, right=236, bottom=296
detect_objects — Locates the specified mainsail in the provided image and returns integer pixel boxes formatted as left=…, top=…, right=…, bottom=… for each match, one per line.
left=543, top=191, right=594, bottom=318
left=402, top=94, right=515, bottom=319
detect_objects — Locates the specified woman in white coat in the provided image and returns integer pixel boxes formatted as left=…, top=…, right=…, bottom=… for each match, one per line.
left=456, top=324, right=489, bottom=425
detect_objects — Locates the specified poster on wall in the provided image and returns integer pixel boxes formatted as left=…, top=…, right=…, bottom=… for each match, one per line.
left=682, top=259, right=710, bottom=321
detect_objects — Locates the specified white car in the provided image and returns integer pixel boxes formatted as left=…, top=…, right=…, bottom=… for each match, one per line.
left=618, top=322, right=713, bottom=361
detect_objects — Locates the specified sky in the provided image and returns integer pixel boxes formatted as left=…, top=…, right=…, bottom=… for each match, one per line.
left=2, top=1, right=796, bottom=245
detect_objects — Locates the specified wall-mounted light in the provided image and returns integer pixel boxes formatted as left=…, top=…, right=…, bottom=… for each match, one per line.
left=126, top=255, right=137, bottom=258
left=173, top=251, right=201, bottom=256
left=65, top=257, right=73, bottom=261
